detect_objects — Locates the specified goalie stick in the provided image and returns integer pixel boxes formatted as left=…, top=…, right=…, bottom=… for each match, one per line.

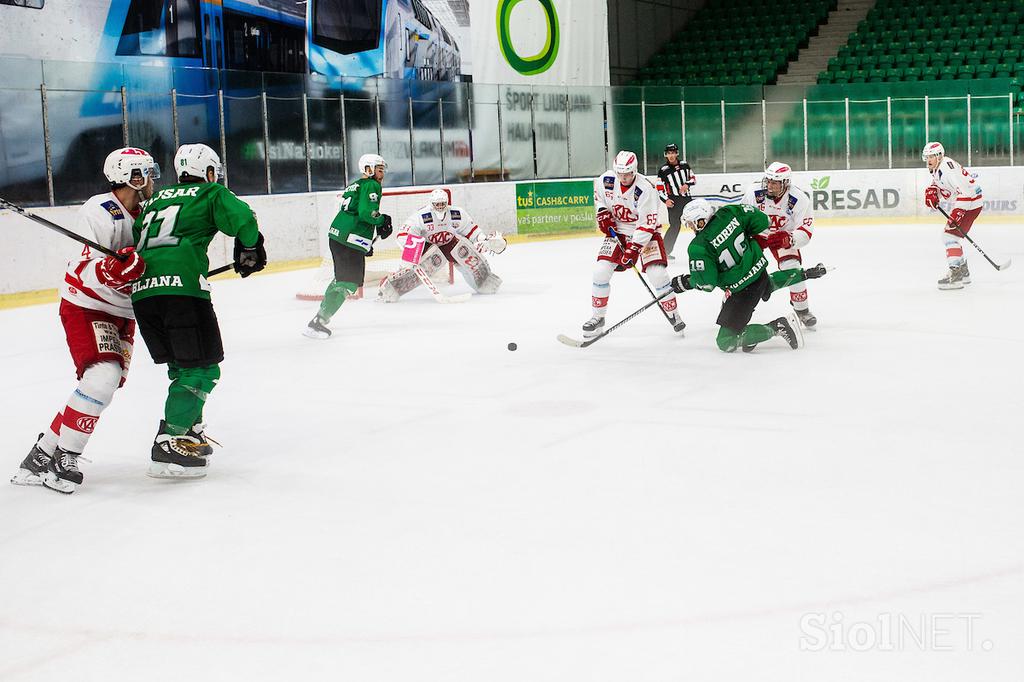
left=414, top=265, right=470, bottom=304
left=936, top=206, right=1012, bottom=271
left=557, top=288, right=676, bottom=348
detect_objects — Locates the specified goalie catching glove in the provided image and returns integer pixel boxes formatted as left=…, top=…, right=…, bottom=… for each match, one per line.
left=233, top=232, right=266, bottom=278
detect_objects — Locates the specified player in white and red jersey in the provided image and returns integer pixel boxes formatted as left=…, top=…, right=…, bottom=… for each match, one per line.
left=378, top=188, right=506, bottom=301
left=922, top=141, right=983, bottom=290
left=741, top=161, right=817, bottom=328
left=11, top=147, right=156, bottom=494
left=583, top=150, right=684, bottom=338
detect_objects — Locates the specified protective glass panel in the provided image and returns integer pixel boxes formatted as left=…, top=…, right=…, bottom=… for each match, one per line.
left=47, top=90, right=125, bottom=204
left=566, top=86, right=606, bottom=178
left=723, top=101, right=763, bottom=172
left=0, top=89, right=48, bottom=205
left=307, top=96, right=344, bottom=191
left=266, top=95, right=307, bottom=194
left=221, top=95, right=265, bottom=195
left=849, top=98, right=889, bottom=170
left=970, top=94, right=1011, bottom=167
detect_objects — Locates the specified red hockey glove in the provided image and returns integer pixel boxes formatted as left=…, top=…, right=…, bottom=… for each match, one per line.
left=620, top=242, right=641, bottom=267
left=98, top=247, right=145, bottom=288
left=597, top=209, right=616, bottom=236
left=765, top=230, right=793, bottom=250
left=948, top=208, right=967, bottom=229
left=924, top=185, right=940, bottom=209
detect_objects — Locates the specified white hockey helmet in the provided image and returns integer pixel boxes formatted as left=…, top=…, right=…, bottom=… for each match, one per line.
left=103, top=147, right=159, bottom=188
left=430, top=188, right=449, bottom=211
left=613, top=150, right=638, bottom=175
left=174, top=143, right=222, bottom=181
left=921, top=141, right=945, bottom=162
left=763, top=161, right=792, bottom=198
left=682, top=198, right=716, bottom=232
left=357, top=153, right=387, bottom=175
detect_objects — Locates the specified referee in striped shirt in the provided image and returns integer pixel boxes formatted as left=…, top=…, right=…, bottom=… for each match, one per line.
left=657, top=143, right=696, bottom=258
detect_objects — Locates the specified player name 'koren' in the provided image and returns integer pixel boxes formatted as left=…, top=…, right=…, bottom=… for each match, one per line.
left=131, top=275, right=184, bottom=293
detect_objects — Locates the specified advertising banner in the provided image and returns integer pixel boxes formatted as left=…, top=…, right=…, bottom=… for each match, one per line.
left=472, top=0, right=610, bottom=86
left=515, top=179, right=595, bottom=234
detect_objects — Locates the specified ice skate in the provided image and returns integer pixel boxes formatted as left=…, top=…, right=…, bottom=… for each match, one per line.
left=303, top=315, right=332, bottom=339
left=960, top=262, right=971, bottom=285
left=46, top=447, right=83, bottom=493
left=582, top=316, right=606, bottom=339
left=793, top=307, right=817, bottom=329
left=668, top=311, right=686, bottom=334
left=770, top=314, right=804, bottom=350
left=10, top=434, right=62, bottom=490
left=189, top=422, right=217, bottom=457
left=803, top=263, right=830, bottom=280
left=937, top=264, right=966, bottom=290
left=148, top=420, right=210, bottom=479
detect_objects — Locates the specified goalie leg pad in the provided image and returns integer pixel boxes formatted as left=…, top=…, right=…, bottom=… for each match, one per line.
left=378, top=246, right=448, bottom=302
left=451, top=236, right=499, bottom=293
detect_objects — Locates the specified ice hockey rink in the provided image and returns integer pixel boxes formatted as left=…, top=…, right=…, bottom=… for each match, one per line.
left=1, top=223, right=1022, bottom=681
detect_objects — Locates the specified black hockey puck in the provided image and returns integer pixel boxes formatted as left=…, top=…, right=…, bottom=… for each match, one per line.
left=507, top=342, right=517, bottom=351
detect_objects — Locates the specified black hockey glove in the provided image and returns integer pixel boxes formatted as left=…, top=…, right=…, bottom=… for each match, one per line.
left=233, top=232, right=266, bottom=278
left=670, top=274, right=693, bottom=293
left=377, top=214, right=393, bottom=240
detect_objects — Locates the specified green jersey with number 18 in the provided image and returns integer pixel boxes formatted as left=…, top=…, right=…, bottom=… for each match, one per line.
left=687, top=204, right=770, bottom=294
left=130, top=182, right=260, bottom=302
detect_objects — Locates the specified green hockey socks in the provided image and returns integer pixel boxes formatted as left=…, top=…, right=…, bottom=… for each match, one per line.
left=164, top=364, right=221, bottom=435
left=716, top=324, right=775, bottom=352
left=317, top=280, right=359, bottom=322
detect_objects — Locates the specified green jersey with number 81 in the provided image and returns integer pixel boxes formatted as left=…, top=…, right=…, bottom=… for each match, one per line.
left=687, top=204, right=770, bottom=294
left=131, top=182, right=260, bottom=302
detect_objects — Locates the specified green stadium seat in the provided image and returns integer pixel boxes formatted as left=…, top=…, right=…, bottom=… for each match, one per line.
left=940, top=65, right=958, bottom=79
left=946, top=52, right=965, bottom=67
left=957, top=64, right=976, bottom=79
left=965, top=50, right=984, bottom=66
left=878, top=54, right=896, bottom=68
left=904, top=66, right=923, bottom=80
left=983, top=50, right=1002, bottom=64
left=885, top=68, right=905, bottom=81
left=833, top=70, right=851, bottom=83
left=869, top=68, right=887, bottom=82
left=1001, top=49, right=1021, bottom=64
left=976, top=63, right=995, bottom=78
left=894, top=52, right=913, bottom=68
left=921, top=66, right=940, bottom=80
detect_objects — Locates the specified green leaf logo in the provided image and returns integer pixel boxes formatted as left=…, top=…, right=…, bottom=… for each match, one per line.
left=811, top=176, right=830, bottom=190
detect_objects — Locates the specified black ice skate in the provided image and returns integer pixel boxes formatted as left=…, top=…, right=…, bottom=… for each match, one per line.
left=960, top=262, right=971, bottom=285
left=303, top=315, right=332, bottom=339
left=48, top=447, right=84, bottom=493
left=10, top=434, right=56, bottom=489
left=770, top=314, right=804, bottom=350
left=937, top=264, right=967, bottom=290
left=149, top=420, right=210, bottom=479
left=582, top=316, right=606, bottom=339
left=803, top=263, right=830, bottom=280
left=668, top=312, right=686, bottom=335
left=794, top=307, right=817, bottom=329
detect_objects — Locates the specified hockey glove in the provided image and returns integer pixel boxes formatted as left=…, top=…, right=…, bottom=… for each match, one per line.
left=948, top=208, right=967, bottom=230
left=597, top=209, right=616, bottom=236
left=670, top=274, right=693, bottom=293
left=377, top=214, right=394, bottom=240
left=98, top=247, right=146, bottom=288
left=765, top=230, right=793, bottom=250
left=233, top=232, right=266, bottom=278
left=924, top=185, right=940, bottom=209
left=620, top=242, right=641, bottom=267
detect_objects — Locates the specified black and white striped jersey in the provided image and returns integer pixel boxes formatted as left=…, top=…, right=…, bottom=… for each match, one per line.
left=657, top=161, right=696, bottom=198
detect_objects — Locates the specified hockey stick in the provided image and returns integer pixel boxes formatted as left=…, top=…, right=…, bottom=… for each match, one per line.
left=0, top=197, right=124, bottom=259
left=557, top=288, right=676, bottom=348
left=606, top=226, right=678, bottom=327
left=936, top=206, right=1012, bottom=271
left=414, top=265, right=470, bottom=304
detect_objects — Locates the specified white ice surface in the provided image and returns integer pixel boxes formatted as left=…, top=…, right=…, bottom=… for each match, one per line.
left=1, top=224, right=1022, bottom=682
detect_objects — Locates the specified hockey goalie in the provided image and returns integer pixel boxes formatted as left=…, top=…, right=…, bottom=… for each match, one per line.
left=378, top=189, right=506, bottom=302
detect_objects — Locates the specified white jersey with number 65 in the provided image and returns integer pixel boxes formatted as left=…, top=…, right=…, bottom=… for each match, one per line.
left=593, top=171, right=661, bottom=246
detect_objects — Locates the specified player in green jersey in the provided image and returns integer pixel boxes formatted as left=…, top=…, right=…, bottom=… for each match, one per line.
left=304, top=154, right=394, bottom=339
left=132, top=143, right=266, bottom=478
left=669, top=199, right=828, bottom=352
